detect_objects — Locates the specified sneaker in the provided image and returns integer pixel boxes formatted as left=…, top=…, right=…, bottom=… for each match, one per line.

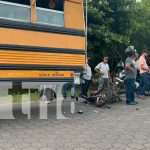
left=44, top=101, right=50, bottom=104
left=71, top=96, right=75, bottom=99
left=71, top=96, right=78, bottom=101
left=134, top=101, right=139, bottom=104
left=137, top=95, right=145, bottom=99
left=81, top=95, right=87, bottom=99
left=126, top=101, right=136, bottom=105
left=75, top=97, right=78, bottom=101
left=63, top=97, right=67, bottom=100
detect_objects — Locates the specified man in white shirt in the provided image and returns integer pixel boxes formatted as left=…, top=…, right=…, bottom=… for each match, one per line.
left=94, top=56, right=110, bottom=91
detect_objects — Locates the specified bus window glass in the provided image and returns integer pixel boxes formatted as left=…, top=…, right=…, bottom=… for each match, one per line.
left=36, top=0, right=64, bottom=26
left=0, top=0, right=31, bottom=22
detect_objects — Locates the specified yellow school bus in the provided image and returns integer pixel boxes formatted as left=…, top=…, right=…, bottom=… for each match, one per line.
left=0, top=0, right=86, bottom=82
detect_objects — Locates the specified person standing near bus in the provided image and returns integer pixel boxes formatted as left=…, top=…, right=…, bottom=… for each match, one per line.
left=94, top=56, right=110, bottom=91
left=138, top=50, right=150, bottom=99
left=81, top=62, right=92, bottom=98
left=124, top=48, right=138, bottom=105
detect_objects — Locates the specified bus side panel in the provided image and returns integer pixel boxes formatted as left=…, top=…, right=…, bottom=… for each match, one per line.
left=0, top=70, right=74, bottom=79
left=64, top=0, right=85, bottom=30
left=0, top=50, right=85, bottom=66
left=0, top=28, right=85, bottom=50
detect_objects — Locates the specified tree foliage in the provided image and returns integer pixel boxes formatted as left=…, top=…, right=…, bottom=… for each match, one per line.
left=87, top=0, right=137, bottom=69
left=131, top=0, right=150, bottom=53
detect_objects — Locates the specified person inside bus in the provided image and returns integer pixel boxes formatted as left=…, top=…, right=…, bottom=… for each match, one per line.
left=49, top=0, right=64, bottom=11
left=36, top=0, right=64, bottom=11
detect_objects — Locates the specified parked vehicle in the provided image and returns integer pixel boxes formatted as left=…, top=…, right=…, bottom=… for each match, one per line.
left=0, top=0, right=86, bottom=101
left=116, top=68, right=150, bottom=96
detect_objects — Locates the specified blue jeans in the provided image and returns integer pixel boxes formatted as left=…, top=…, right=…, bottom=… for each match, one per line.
left=125, top=78, right=135, bottom=103
left=62, top=82, right=75, bottom=98
left=138, top=73, right=150, bottom=96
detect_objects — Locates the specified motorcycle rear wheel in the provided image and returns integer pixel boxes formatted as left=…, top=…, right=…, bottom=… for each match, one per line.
left=95, top=87, right=112, bottom=107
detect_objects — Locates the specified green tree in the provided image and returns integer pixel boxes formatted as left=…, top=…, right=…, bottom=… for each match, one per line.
left=131, top=0, right=150, bottom=53
left=87, top=0, right=137, bottom=69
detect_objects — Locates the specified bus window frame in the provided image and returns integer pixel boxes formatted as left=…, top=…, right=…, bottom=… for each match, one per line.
left=0, top=0, right=65, bottom=26
left=0, top=0, right=31, bottom=7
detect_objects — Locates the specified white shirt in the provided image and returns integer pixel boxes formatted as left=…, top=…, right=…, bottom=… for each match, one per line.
left=95, top=62, right=110, bottom=78
left=83, top=64, right=92, bottom=80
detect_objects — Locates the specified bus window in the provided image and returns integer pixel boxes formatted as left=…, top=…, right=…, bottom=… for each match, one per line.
left=36, top=0, right=64, bottom=27
left=36, top=0, right=64, bottom=11
left=0, top=0, right=31, bottom=22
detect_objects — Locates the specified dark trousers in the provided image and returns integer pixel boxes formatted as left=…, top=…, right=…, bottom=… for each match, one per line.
left=138, top=73, right=150, bottom=96
left=81, top=79, right=91, bottom=97
left=125, top=78, right=135, bottom=103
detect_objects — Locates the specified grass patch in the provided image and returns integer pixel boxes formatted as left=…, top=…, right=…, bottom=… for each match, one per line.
left=0, top=91, right=40, bottom=104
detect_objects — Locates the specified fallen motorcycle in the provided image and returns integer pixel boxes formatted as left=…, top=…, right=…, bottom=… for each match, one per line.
left=82, top=83, right=122, bottom=107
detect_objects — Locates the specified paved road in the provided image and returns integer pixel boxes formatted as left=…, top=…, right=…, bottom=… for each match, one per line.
left=0, top=96, right=150, bottom=150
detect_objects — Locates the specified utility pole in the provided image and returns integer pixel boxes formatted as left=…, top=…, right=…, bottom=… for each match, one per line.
left=85, top=0, right=88, bottom=63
